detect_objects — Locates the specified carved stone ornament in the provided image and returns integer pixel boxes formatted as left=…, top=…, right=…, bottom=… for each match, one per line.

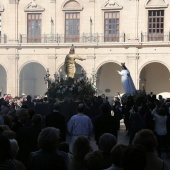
left=24, top=0, right=45, bottom=12
left=145, top=0, right=169, bottom=8
left=0, top=2, right=4, bottom=12
left=62, top=0, right=83, bottom=11
left=101, top=0, right=123, bottom=10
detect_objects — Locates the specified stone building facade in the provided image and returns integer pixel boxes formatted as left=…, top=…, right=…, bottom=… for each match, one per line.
left=0, top=0, right=170, bottom=99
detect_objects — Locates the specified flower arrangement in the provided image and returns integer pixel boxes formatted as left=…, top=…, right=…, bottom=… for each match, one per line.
left=45, top=75, right=96, bottom=101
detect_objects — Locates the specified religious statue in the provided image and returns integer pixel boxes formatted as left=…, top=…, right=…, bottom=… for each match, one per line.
left=117, top=63, right=136, bottom=95
left=64, top=45, right=86, bottom=79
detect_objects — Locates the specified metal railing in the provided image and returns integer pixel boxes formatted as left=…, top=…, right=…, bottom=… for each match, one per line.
left=0, top=34, right=7, bottom=43
left=2, top=32, right=170, bottom=44
left=19, top=33, right=126, bottom=43
left=141, top=32, right=170, bottom=42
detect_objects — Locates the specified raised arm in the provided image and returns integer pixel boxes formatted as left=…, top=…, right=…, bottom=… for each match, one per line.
left=75, top=55, right=86, bottom=61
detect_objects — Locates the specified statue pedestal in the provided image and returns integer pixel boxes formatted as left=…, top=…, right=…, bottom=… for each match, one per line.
left=66, top=77, right=74, bottom=85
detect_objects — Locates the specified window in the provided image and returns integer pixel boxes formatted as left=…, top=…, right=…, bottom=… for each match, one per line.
left=104, top=11, right=119, bottom=42
left=27, top=13, right=41, bottom=43
left=65, top=13, right=80, bottom=42
left=148, top=10, right=164, bottom=41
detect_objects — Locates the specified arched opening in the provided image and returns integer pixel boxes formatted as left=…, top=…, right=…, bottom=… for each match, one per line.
left=19, top=62, right=47, bottom=97
left=0, top=65, right=7, bottom=96
left=139, top=62, right=170, bottom=95
left=58, top=63, right=85, bottom=80
left=97, top=62, right=123, bottom=98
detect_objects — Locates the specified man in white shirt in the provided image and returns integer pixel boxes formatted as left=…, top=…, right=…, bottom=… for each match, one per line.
left=67, top=103, right=93, bottom=153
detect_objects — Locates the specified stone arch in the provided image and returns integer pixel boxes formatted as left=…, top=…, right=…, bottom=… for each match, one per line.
left=139, top=61, right=170, bottom=94
left=139, top=60, right=170, bottom=74
left=96, top=61, right=123, bottom=98
left=57, top=61, right=86, bottom=79
left=96, top=60, right=121, bottom=73
left=62, top=0, right=83, bottom=11
left=19, top=61, right=47, bottom=97
left=19, top=60, right=46, bottom=73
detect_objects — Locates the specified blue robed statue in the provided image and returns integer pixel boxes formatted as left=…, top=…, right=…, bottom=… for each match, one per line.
left=117, top=63, right=136, bottom=95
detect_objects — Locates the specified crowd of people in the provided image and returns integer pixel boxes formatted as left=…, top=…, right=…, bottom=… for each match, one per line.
left=0, top=92, right=170, bottom=170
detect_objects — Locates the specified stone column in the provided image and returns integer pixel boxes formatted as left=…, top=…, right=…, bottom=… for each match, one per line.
left=127, top=51, right=139, bottom=90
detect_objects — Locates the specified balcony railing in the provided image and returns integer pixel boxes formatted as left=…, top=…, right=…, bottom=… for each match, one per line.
left=0, top=34, right=7, bottom=43
left=0, top=32, right=169, bottom=44
left=141, top=32, right=170, bottom=42
left=19, top=33, right=126, bottom=43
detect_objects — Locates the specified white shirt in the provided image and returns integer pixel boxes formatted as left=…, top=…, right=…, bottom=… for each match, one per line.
left=152, top=108, right=167, bottom=136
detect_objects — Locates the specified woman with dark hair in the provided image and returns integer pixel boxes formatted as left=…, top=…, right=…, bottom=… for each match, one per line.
left=69, top=135, right=92, bottom=170
left=133, top=129, right=168, bottom=170
left=84, top=150, right=104, bottom=170
left=105, top=144, right=127, bottom=170
left=98, top=133, right=117, bottom=169
left=28, top=127, right=67, bottom=170
left=122, top=145, right=146, bottom=170
left=0, top=135, right=16, bottom=169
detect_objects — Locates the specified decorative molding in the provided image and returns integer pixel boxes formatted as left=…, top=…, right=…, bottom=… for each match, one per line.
left=24, top=0, right=45, bottom=12
left=101, top=0, right=123, bottom=10
left=62, top=0, right=83, bottom=11
left=9, top=0, right=19, bottom=4
left=0, top=2, right=4, bottom=12
left=145, top=0, right=168, bottom=8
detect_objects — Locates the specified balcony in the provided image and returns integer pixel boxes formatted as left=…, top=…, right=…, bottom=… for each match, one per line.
left=2, top=32, right=170, bottom=44
left=0, top=34, right=7, bottom=43
left=19, top=33, right=126, bottom=43
left=141, top=32, right=170, bottom=42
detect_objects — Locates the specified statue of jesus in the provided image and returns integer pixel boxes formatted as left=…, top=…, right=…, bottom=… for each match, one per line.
left=64, top=45, right=86, bottom=79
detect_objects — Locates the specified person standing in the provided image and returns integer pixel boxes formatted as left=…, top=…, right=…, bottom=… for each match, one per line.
left=46, top=102, right=66, bottom=142
left=67, top=103, right=93, bottom=153
left=28, top=127, right=67, bottom=170
left=94, top=104, right=118, bottom=145
left=152, top=106, right=168, bottom=158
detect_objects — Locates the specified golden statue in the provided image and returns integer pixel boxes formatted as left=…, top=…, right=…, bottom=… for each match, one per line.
left=64, top=45, right=86, bottom=78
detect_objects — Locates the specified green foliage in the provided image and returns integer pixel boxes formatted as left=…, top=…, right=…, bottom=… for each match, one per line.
left=45, top=76, right=96, bottom=101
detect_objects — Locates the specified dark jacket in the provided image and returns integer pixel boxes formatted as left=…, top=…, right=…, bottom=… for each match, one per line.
left=28, top=150, right=66, bottom=170
left=94, top=113, right=117, bottom=145
left=45, top=111, right=66, bottom=141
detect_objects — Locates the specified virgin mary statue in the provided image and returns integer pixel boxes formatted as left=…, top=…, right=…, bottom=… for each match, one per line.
left=117, top=63, right=136, bottom=95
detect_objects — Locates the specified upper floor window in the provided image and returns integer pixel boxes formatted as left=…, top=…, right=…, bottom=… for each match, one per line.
left=65, top=13, right=80, bottom=43
left=148, top=10, right=164, bottom=41
left=104, top=11, right=119, bottom=42
left=27, top=13, right=42, bottom=43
